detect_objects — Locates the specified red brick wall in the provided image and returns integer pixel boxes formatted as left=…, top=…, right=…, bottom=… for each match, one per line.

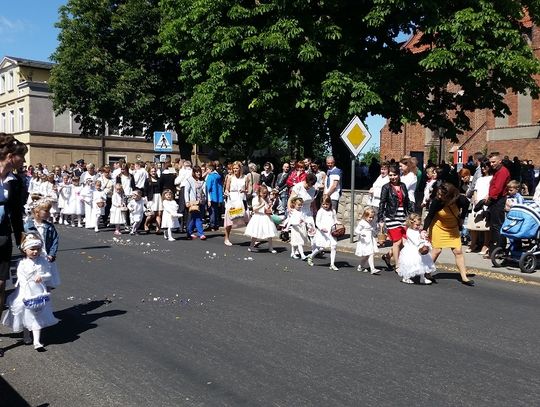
left=380, top=25, right=540, bottom=164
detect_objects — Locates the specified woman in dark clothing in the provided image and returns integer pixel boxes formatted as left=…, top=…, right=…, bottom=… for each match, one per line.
left=259, top=162, right=275, bottom=188
left=422, top=182, right=474, bottom=286
left=377, top=165, right=414, bottom=271
left=144, top=166, right=163, bottom=233
left=0, top=133, right=28, bottom=357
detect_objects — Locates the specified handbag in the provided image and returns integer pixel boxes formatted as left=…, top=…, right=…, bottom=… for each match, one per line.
left=377, top=225, right=387, bottom=245
left=23, top=293, right=50, bottom=311
left=330, top=223, right=346, bottom=238
left=188, top=200, right=200, bottom=213
left=228, top=205, right=245, bottom=220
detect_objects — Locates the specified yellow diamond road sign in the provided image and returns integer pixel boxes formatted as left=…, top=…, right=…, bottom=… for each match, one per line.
left=340, top=116, right=372, bottom=157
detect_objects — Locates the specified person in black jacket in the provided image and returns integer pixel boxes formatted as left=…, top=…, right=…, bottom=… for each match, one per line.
left=377, top=165, right=414, bottom=271
left=422, top=182, right=474, bottom=286
left=0, top=133, right=27, bottom=357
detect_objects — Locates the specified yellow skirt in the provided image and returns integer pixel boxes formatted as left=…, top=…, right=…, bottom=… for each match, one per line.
left=429, top=204, right=462, bottom=248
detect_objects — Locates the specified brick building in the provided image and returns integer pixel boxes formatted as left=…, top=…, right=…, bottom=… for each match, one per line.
left=380, top=23, right=540, bottom=167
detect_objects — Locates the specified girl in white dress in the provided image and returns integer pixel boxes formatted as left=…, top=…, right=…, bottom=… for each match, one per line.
left=398, top=213, right=436, bottom=284
left=161, top=189, right=181, bottom=241
left=286, top=197, right=310, bottom=260
left=2, top=234, right=59, bottom=350
left=244, top=185, right=278, bottom=253
left=306, top=196, right=340, bottom=270
left=354, top=207, right=381, bottom=275
left=110, top=183, right=127, bottom=235
left=65, top=176, right=84, bottom=227
left=57, top=174, right=72, bottom=225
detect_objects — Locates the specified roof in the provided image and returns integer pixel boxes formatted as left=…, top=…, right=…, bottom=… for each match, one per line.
left=2, top=56, right=54, bottom=70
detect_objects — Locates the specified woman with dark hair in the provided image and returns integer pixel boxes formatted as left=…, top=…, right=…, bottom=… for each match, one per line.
left=377, top=165, right=414, bottom=272
left=423, top=182, right=474, bottom=286
left=259, top=162, right=275, bottom=188
left=0, top=133, right=28, bottom=357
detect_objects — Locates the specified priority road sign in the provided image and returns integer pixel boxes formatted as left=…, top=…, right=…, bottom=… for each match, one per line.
left=154, top=131, right=173, bottom=153
left=340, top=116, right=372, bottom=157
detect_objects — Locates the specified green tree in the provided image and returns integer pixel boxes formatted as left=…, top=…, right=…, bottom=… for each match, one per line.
left=49, top=0, right=191, bottom=155
left=159, top=0, right=540, bottom=169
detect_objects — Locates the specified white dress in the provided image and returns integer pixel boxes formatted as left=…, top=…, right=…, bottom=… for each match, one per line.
left=313, top=208, right=338, bottom=248
left=244, top=196, right=278, bottom=239
left=287, top=209, right=308, bottom=246
left=109, top=192, right=126, bottom=225
left=290, top=183, right=316, bottom=223
left=58, top=183, right=71, bottom=212
left=2, top=256, right=59, bottom=332
left=224, top=175, right=248, bottom=227
left=65, top=185, right=84, bottom=215
left=398, top=228, right=436, bottom=279
left=88, top=190, right=107, bottom=228
left=354, top=219, right=378, bottom=256
left=161, top=200, right=180, bottom=229
left=81, top=185, right=94, bottom=228
left=467, top=175, right=492, bottom=231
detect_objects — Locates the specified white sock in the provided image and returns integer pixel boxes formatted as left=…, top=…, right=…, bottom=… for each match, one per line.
left=310, top=247, right=321, bottom=258
left=368, top=254, right=376, bottom=271
left=32, top=329, right=42, bottom=346
left=330, top=247, right=336, bottom=266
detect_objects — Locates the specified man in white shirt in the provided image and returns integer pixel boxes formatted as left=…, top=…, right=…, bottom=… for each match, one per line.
left=323, top=156, right=342, bottom=212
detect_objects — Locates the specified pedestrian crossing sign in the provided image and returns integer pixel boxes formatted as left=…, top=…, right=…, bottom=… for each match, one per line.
left=153, top=131, right=173, bottom=153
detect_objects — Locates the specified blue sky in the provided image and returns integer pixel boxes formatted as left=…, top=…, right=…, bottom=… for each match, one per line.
left=0, top=0, right=383, bottom=153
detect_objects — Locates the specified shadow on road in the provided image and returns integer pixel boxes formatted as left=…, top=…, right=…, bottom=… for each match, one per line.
left=47, top=300, right=126, bottom=345
left=57, top=245, right=112, bottom=253
left=0, top=376, right=34, bottom=407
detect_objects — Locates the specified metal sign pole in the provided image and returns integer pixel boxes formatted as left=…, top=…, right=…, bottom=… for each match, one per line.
left=350, top=156, right=355, bottom=243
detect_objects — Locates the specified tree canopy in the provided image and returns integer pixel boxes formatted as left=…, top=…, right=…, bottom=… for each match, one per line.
left=51, top=0, right=540, bottom=163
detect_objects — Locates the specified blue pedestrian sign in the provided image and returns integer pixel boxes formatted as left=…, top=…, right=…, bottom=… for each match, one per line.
left=153, top=131, right=173, bottom=153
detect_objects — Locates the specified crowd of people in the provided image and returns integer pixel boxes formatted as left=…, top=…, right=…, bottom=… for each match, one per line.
left=1, top=128, right=540, bottom=355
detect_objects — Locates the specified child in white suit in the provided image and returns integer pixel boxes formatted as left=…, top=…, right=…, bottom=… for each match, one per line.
left=354, top=207, right=381, bottom=275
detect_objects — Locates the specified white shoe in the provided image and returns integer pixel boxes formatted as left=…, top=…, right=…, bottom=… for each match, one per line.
left=329, top=264, right=339, bottom=271
left=401, top=277, right=414, bottom=284
left=370, top=269, right=381, bottom=275
left=307, top=257, right=314, bottom=266
left=168, top=237, right=175, bottom=241
left=77, top=223, right=83, bottom=228
left=420, top=276, right=432, bottom=285
left=290, top=253, right=299, bottom=259
left=33, top=343, right=44, bottom=350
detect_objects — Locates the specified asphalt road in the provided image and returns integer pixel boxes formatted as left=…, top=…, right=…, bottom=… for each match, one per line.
left=1, top=226, right=539, bottom=407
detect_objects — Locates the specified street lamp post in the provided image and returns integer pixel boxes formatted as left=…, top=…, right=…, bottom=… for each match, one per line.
left=438, top=127, right=445, bottom=165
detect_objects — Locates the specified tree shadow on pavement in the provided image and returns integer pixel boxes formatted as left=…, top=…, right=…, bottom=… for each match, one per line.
left=46, top=299, right=126, bottom=345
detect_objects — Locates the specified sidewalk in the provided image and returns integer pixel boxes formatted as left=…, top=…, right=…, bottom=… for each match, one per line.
left=232, top=226, right=540, bottom=284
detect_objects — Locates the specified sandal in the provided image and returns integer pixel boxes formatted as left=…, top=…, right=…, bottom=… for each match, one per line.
left=381, top=253, right=393, bottom=270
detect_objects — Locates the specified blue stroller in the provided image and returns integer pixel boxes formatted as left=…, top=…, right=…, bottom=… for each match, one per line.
left=490, top=201, right=540, bottom=273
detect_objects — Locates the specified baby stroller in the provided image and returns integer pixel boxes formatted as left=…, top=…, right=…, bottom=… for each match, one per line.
left=490, top=201, right=540, bottom=273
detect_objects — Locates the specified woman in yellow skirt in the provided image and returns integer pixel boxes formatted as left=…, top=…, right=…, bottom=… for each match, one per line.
left=422, top=183, right=474, bottom=286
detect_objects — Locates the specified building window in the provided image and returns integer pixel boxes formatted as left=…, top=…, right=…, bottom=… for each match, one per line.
left=0, top=113, right=5, bottom=132
left=0, top=75, right=4, bottom=94
left=7, top=71, right=14, bottom=92
left=107, top=154, right=127, bottom=165
left=18, top=107, right=24, bottom=131
left=9, top=110, right=14, bottom=132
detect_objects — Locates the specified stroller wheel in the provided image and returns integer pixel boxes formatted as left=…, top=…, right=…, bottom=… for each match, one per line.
left=490, top=247, right=508, bottom=268
left=519, top=253, right=537, bottom=273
